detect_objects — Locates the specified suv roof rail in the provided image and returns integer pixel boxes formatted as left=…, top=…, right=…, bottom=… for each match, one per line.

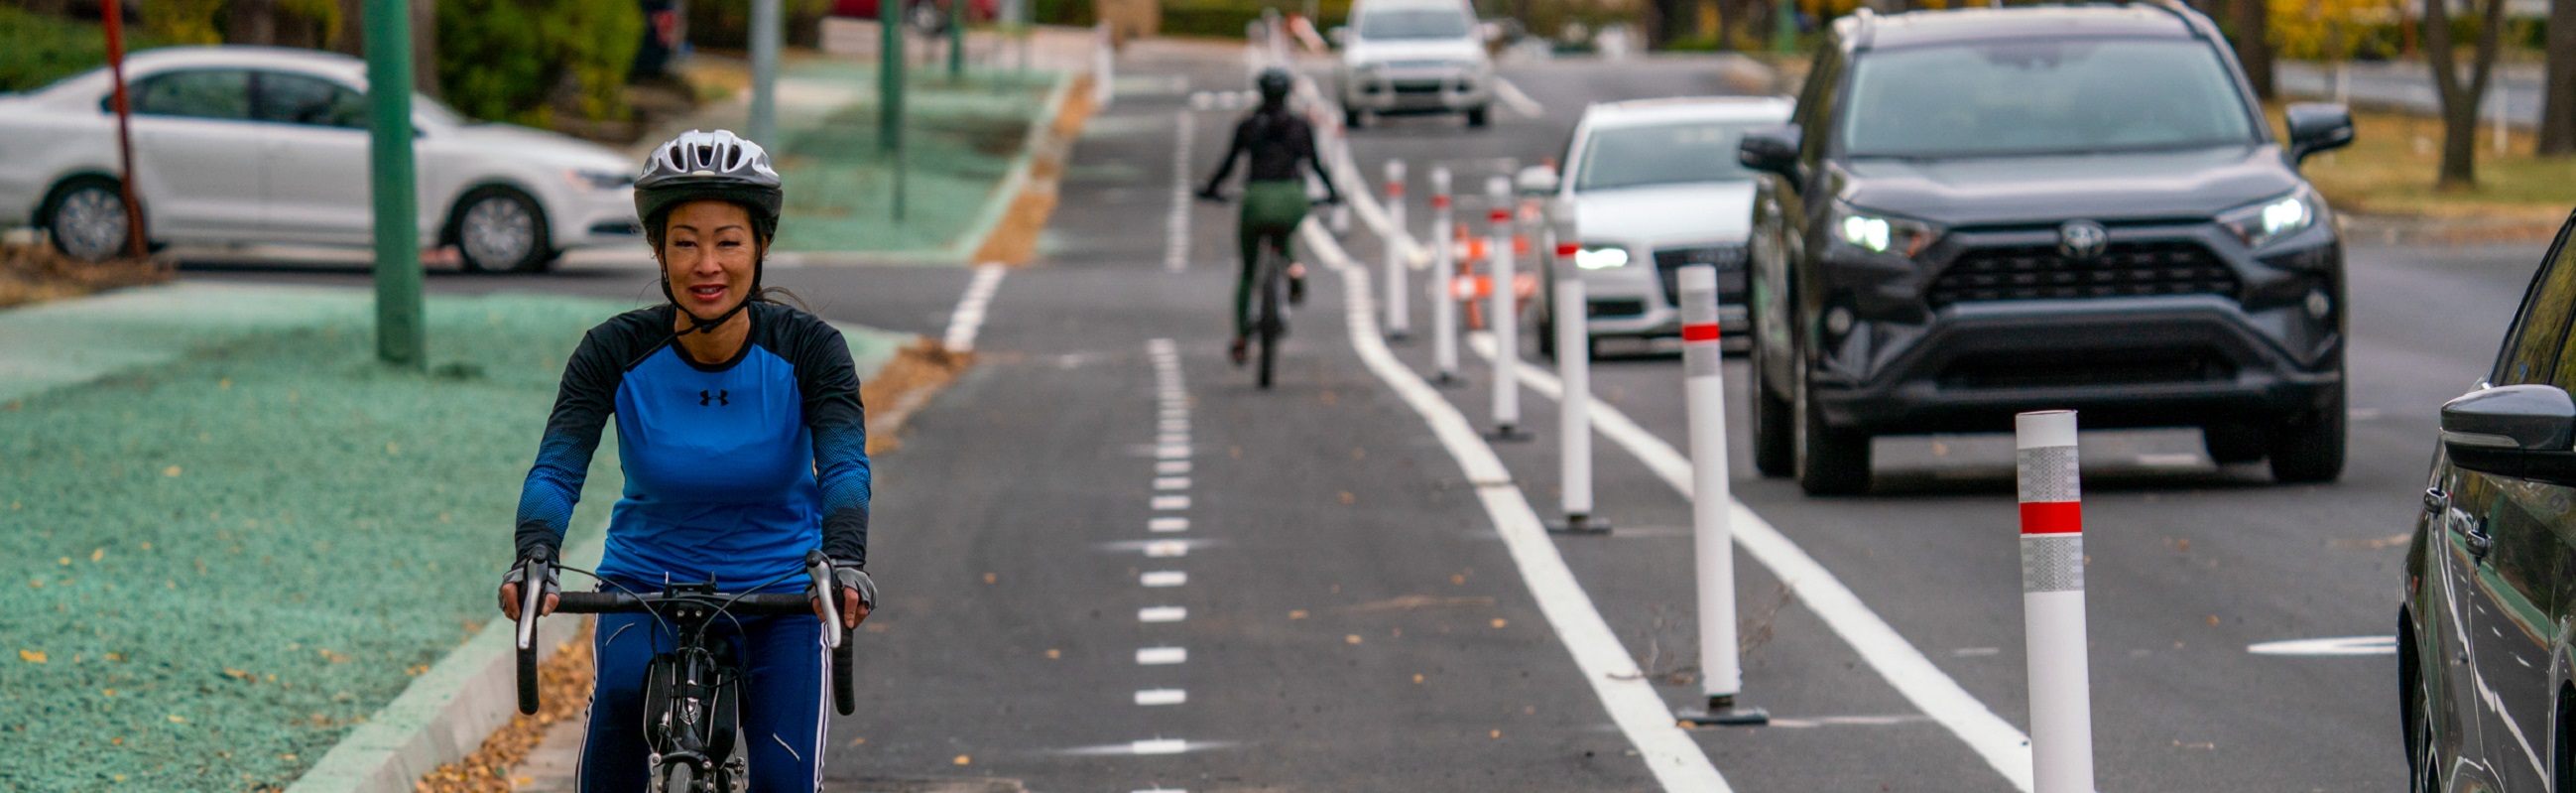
left=1849, top=6, right=1877, bottom=50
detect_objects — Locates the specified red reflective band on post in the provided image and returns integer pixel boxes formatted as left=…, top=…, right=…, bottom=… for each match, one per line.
left=1681, top=323, right=1720, bottom=342
left=1555, top=242, right=1579, bottom=257
left=1388, top=185, right=1405, bottom=197
left=1489, top=209, right=1510, bottom=223
left=2020, top=501, right=2083, bottom=535
left=1431, top=196, right=1450, bottom=208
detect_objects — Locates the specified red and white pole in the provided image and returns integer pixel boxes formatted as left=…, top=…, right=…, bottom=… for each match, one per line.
left=101, top=0, right=145, bottom=258
left=1429, top=167, right=1459, bottom=383
left=1384, top=159, right=1411, bottom=340
left=1548, top=230, right=1605, bottom=534
left=1485, top=175, right=1524, bottom=440
left=2017, top=410, right=2095, bottom=793
left=1677, top=264, right=1764, bottom=725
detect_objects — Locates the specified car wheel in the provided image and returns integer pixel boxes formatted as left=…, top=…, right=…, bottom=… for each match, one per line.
left=452, top=187, right=552, bottom=273
left=1750, top=325, right=1794, bottom=477
left=2202, top=424, right=2266, bottom=464
left=2267, top=381, right=2345, bottom=483
left=2406, top=635, right=2441, bottom=793
left=1792, top=346, right=1870, bottom=495
left=1344, top=107, right=1364, bottom=129
left=44, top=177, right=138, bottom=262
left=1464, top=105, right=1490, bottom=128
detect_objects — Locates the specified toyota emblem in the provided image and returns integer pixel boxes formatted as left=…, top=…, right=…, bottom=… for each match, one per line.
left=2058, top=220, right=2108, bottom=260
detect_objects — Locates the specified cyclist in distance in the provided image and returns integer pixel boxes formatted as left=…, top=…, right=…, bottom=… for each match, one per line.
left=496, top=129, right=878, bottom=792
left=1198, top=66, right=1341, bottom=365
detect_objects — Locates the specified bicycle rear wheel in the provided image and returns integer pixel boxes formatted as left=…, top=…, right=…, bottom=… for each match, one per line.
left=1257, top=249, right=1284, bottom=389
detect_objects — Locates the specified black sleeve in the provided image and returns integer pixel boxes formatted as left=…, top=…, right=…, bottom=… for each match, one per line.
left=514, top=314, right=653, bottom=561
left=1296, top=118, right=1339, bottom=198
left=1203, top=117, right=1254, bottom=194
left=779, top=309, right=873, bottom=568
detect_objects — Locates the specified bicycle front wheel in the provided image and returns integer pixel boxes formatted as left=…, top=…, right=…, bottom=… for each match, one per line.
left=1257, top=253, right=1284, bottom=389
left=660, top=760, right=699, bottom=793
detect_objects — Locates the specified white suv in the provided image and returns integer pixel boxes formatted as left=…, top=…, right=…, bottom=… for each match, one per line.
left=1332, top=0, right=1493, bottom=128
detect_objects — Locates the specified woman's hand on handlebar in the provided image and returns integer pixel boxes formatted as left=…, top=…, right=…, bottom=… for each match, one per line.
left=498, top=554, right=560, bottom=621
left=818, top=587, right=871, bottom=629
left=807, top=558, right=878, bottom=629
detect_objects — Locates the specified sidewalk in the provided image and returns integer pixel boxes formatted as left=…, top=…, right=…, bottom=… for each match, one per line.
left=0, top=284, right=910, bottom=792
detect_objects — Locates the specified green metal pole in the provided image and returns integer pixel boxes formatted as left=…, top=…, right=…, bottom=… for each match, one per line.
left=1773, top=0, right=1796, bottom=53
left=365, top=0, right=425, bottom=368
left=881, top=0, right=905, bottom=153
left=948, top=0, right=965, bottom=82
left=751, top=0, right=781, bottom=146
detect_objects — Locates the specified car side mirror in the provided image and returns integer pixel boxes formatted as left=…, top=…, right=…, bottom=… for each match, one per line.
left=1328, top=26, right=1347, bottom=46
left=1516, top=164, right=1558, bottom=196
left=2441, top=384, right=2576, bottom=484
left=2284, top=102, right=2355, bottom=164
left=1739, top=123, right=1801, bottom=180
left=1480, top=21, right=1504, bottom=42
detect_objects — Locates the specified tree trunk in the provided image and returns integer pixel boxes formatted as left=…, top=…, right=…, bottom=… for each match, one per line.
left=332, top=0, right=366, bottom=55
left=230, top=0, right=280, bottom=45
left=2233, top=0, right=2275, bottom=99
left=2542, top=0, right=2576, bottom=154
left=2424, top=0, right=2509, bottom=186
left=411, top=0, right=438, bottom=98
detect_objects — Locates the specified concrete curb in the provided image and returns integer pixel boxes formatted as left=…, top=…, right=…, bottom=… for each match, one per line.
left=947, top=70, right=1080, bottom=263
left=281, top=532, right=606, bottom=793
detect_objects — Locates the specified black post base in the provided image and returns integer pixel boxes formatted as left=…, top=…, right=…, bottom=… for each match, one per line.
left=1547, top=513, right=1611, bottom=535
left=1431, top=371, right=1464, bottom=388
left=1676, top=696, right=1770, bottom=727
left=1485, top=425, right=1532, bottom=442
left=1386, top=330, right=1411, bottom=344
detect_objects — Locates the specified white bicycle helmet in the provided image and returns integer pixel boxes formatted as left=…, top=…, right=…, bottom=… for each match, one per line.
left=635, top=129, right=785, bottom=243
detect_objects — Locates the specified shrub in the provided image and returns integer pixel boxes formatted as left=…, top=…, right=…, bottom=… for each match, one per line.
left=435, top=0, right=643, bottom=126
left=0, top=5, right=170, bottom=92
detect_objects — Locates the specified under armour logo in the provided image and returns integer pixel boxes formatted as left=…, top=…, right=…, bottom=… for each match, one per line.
left=699, top=389, right=729, bottom=407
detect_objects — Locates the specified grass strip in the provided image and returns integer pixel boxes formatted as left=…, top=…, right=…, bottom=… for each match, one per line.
left=2277, top=102, right=2576, bottom=226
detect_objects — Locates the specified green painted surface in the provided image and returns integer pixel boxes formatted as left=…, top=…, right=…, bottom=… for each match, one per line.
left=0, top=285, right=905, bottom=791
left=759, top=61, right=1057, bottom=254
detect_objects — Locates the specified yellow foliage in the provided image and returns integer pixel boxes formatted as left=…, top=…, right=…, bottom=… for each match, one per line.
left=2269, top=0, right=2400, bottom=61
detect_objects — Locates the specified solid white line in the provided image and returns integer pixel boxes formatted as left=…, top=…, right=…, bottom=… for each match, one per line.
left=1136, top=689, right=1188, bottom=706
left=1491, top=76, right=1546, bottom=118
left=1464, top=333, right=2038, bottom=792
left=1155, top=477, right=1190, bottom=490
left=1137, top=647, right=1188, bottom=665
left=1149, top=516, right=1189, bottom=532
left=1151, top=495, right=1190, bottom=510
left=941, top=264, right=1008, bottom=352
left=1142, top=571, right=1187, bottom=588
left=1140, top=606, right=1187, bottom=623
left=1299, top=220, right=1733, bottom=792
left=1166, top=110, right=1195, bottom=272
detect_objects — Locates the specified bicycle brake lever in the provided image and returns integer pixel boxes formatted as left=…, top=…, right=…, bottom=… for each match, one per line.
left=516, top=554, right=547, bottom=651
left=805, top=550, right=843, bottom=649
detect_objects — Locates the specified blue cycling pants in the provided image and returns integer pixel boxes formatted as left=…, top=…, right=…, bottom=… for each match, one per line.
left=578, top=597, right=828, bottom=792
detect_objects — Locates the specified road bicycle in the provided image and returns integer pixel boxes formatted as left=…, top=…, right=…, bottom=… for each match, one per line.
left=1250, top=234, right=1293, bottom=389
left=513, top=550, right=857, bottom=793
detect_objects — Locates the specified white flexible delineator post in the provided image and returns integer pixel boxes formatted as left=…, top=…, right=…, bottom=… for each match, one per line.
left=1429, top=167, right=1459, bottom=383
left=1485, top=175, right=1523, bottom=439
left=2016, top=410, right=2095, bottom=793
left=1550, top=265, right=1602, bottom=534
left=1384, top=159, right=1410, bottom=339
left=1675, top=264, right=1763, bottom=726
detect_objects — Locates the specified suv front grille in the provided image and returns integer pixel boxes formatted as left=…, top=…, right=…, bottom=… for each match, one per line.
left=1654, top=245, right=1748, bottom=307
left=1928, top=242, right=2238, bottom=309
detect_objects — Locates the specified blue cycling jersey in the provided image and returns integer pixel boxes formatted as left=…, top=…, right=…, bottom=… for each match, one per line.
left=515, top=303, right=871, bottom=592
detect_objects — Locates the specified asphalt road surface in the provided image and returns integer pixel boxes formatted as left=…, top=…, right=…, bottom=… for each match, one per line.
left=187, top=46, right=2550, bottom=792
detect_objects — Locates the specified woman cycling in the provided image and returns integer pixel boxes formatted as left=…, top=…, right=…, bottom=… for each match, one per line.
left=496, top=129, right=878, bottom=792
left=1198, top=66, right=1341, bottom=365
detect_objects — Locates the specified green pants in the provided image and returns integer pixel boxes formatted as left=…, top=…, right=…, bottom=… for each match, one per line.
left=1235, top=180, right=1308, bottom=338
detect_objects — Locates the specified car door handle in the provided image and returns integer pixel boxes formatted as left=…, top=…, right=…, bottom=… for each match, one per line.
left=2425, top=487, right=2449, bottom=513
left=2457, top=515, right=2494, bottom=561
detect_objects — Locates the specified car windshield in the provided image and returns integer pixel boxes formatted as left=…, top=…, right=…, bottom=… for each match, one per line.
left=1358, top=8, right=1472, bottom=40
left=1839, top=38, right=2258, bottom=159
left=1576, top=120, right=1760, bottom=191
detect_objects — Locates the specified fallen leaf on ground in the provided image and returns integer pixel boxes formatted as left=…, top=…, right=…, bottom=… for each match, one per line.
left=19, top=650, right=45, bottom=663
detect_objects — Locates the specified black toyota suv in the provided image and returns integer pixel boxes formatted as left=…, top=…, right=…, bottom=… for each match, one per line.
left=1736, top=2, right=2356, bottom=494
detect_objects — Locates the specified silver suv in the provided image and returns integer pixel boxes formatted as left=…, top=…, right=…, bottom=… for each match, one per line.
left=1332, top=0, right=1493, bottom=128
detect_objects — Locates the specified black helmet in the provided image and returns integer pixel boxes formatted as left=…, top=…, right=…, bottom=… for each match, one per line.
left=1256, top=67, right=1293, bottom=102
left=635, top=129, right=784, bottom=244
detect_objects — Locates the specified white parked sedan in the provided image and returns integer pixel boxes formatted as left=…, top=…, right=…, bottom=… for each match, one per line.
left=0, top=46, right=641, bottom=272
left=1538, top=95, right=1793, bottom=356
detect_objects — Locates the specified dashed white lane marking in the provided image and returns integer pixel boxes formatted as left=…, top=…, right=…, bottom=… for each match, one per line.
left=1144, top=540, right=1190, bottom=558
left=2247, top=635, right=2396, bottom=656
left=1135, top=689, right=1188, bottom=706
left=1155, top=476, right=1191, bottom=490
left=1139, top=605, right=1188, bottom=623
left=1491, top=76, right=1546, bottom=118
left=940, top=263, right=1008, bottom=352
left=1299, top=221, right=1734, bottom=793
left=2136, top=453, right=2204, bottom=467
left=1463, top=332, right=2034, bottom=793
left=1157, top=461, right=1192, bottom=474
left=1157, top=433, right=1190, bottom=445
left=1151, top=495, right=1191, bottom=510
left=1156, top=445, right=1191, bottom=460
left=1137, top=647, right=1188, bottom=665
left=1142, top=571, right=1187, bottom=587
left=1149, top=517, right=1189, bottom=532
left=1165, top=110, right=1196, bottom=272
left=1133, top=788, right=1188, bottom=793
left=1160, top=419, right=1190, bottom=432
left=1132, top=738, right=1190, bottom=755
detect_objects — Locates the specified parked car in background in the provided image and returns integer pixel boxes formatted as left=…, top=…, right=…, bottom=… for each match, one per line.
left=0, top=46, right=641, bottom=272
left=1331, top=0, right=1492, bottom=128
left=2401, top=211, right=2576, bottom=793
left=1536, top=95, right=1792, bottom=358
left=1739, top=4, right=2355, bottom=494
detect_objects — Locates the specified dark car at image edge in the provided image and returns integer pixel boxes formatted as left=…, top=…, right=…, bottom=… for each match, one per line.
left=1736, top=1, right=2358, bottom=494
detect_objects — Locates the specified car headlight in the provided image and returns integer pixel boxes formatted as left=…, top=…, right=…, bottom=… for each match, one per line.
left=1830, top=203, right=1941, bottom=258
left=567, top=169, right=633, bottom=191
left=1574, top=244, right=1630, bottom=270
left=2218, top=188, right=2324, bottom=249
